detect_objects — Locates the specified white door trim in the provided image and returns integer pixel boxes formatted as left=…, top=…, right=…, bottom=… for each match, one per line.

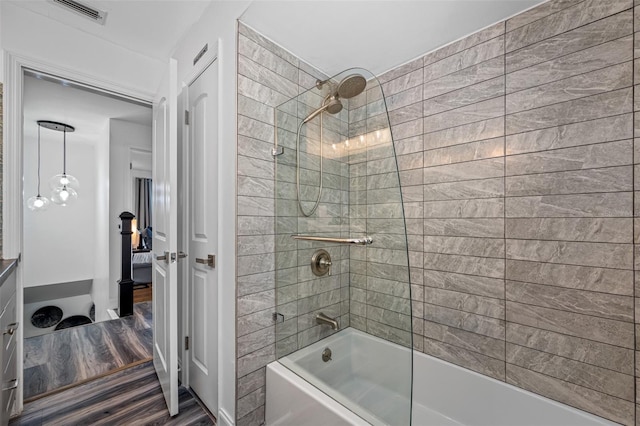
left=2, top=50, right=154, bottom=415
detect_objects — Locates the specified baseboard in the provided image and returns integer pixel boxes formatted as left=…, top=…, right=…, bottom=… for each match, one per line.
left=106, top=309, right=119, bottom=320
left=218, top=408, right=234, bottom=426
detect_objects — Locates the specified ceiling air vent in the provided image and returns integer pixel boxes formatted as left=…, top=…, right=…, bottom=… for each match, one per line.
left=50, top=0, right=108, bottom=25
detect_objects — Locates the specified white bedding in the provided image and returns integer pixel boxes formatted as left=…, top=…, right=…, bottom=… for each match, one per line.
left=132, top=252, right=153, bottom=264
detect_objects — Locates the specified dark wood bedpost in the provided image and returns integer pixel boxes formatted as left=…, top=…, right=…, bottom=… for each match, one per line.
left=118, top=211, right=135, bottom=317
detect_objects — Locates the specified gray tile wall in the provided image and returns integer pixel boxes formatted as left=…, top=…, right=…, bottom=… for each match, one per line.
left=237, top=0, right=639, bottom=424
left=376, top=0, right=636, bottom=424
left=347, top=82, right=413, bottom=348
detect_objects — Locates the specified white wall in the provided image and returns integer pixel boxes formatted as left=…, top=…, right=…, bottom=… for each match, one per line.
left=108, top=119, right=152, bottom=309
left=172, top=2, right=250, bottom=424
left=23, top=124, right=101, bottom=288
left=0, top=2, right=162, bottom=98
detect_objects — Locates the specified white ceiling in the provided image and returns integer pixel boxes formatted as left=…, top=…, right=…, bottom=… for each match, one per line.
left=7, top=0, right=213, bottom=61
left=241, top=0, right=545, bottom=76
left=23, top=74, right=152, bottom=143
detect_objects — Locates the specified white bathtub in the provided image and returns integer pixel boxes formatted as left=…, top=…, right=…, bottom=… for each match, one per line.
left=266, top=328, right=617, bottom=426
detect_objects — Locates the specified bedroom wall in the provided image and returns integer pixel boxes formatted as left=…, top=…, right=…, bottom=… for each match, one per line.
left=108, top=119, right=152, bottom=310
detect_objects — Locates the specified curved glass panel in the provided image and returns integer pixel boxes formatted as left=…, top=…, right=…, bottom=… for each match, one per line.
left=274, top=67, right=413, bottom=425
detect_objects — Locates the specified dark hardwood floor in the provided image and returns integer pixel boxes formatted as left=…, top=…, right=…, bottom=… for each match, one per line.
left=11, top=361, right=214, bottom=425
left=134, top=283, right=152, bottom=303
left=24, top=302, right=153, bottom=400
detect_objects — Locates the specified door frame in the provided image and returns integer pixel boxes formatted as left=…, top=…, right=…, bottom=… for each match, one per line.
left=178, top=41, right=220, bottom=410
left=2, top=51, right=154, bottom=414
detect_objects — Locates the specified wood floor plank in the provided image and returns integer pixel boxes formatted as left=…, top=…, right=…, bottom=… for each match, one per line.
left=12, top=361, right=214, bottom=426
left=23, top=302, right=153, bottom=400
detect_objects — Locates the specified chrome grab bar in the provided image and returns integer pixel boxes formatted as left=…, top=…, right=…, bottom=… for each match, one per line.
left=292, top=235, right=373, bottom=246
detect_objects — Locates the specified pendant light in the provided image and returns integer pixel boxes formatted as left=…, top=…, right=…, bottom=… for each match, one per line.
left=26, top=122, right=51, bottom=211
left=41, top=121, right=79, bottom=206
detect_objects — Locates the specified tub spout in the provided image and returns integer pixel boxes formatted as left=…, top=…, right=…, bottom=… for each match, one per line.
left=316, top=312, right=339, bottom=330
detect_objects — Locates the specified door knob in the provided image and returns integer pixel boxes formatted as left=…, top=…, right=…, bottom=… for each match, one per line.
left=178, top=251, right=188, bottom=260
left=195, top=254, right=215, bottom=268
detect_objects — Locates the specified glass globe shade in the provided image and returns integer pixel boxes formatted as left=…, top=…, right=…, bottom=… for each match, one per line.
left=49, top=173, right=79, bottom=190
left=51, top=186, right=78, bottom=206
left=27, top=195, right=50, bottom=211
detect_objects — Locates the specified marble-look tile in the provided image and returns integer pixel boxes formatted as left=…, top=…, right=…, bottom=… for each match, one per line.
left=238, top=75, right=290, bottom=108
left=424, top=218, right=504, bottom=238
left=424, top=137, right=504, bottom=167
left=424, top=36, right=505, bottom=83
left=238, top=34, right=298, bottom=84
left=424, top=57, right=505, bottom=101
left=385, top=86, right=423, bottom=112
left=424, top=235, right=504, bottom=258
left=506, top=364, right=634, bottom=425
left=238, top=195, right=274, bottom=217
left=505, top=0, right=631, bottom=52
left=423, top=158, right=504, bottom=185
left=424, top=97, right=504, bottom=134
left=425, top=270, right=504, bottom=299
left=426, top=287, right=505, bottom=319
left=237, top=368, right=265, bottom=399
left=423, top=77, right=504, bottom=117
left=507, top=343, right=633, bottom=401
left=238, top=114, right=275, bottom=143
left=391, top=117, right=423, bottom=140
left=505, top=192, right=633, bottom=218
left=506, top=239, right=633, bottom=270
left=506, top=88, right=632, bottom=135
left=237, top=328, right=275, bottom=358
left=506, top=10, right=633, bottom=72
left=237, top=289, right=275, bottom=317
left=506, top=113, right=632, bottom=155
left=424, top=177, right=504, bottom=201
left=505, top=217, right=633, bottom=243
left=425, top=337, right=506, bottom=381
left=424, top=253, right=504, bottom=279
left=423, top=320, right=505, bottom=360
left=366, top=319, right=412, bottom=347
left=506, top=280, right=633, bottom=322
left=423, top=198, right=504, bottom=218
left=424, top=117, right=504, bottom=150
left=506, top=140, right=632, bottom=175
left=506, top=301, right=634, bottom=348
left=367, top=292, right=411, bottom=316
left=507, top=259, right=633, bottom=295
left=378, top=57, right=423, bottom=84
left=506, top=36, right=632, bottom=93
left=238, top=22, right=299, bottom=67
left=382, top=68, right=423, bottom=97
left=389, top=102, right=423, bottom=126
left=505, top=0, right=584, bottom=32
left=237, top=271, right=275, bottom=297
left=237, top=216, right=274, bottom=236
left=506, top=62, right=632, bottom=114
left=505, top=165, right=632, bottom=196
left=507, top=323, right=633, bottom=375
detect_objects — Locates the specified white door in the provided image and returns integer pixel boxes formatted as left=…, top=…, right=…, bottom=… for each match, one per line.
left=152, top=58, right=179, bottom=416
left=187, top=59, right=219, bottom=413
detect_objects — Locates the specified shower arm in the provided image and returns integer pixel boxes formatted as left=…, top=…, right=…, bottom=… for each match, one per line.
left=292, top=235, right=374, bottom=246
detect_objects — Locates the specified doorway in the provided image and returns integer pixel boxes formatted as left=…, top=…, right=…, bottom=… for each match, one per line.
left=21, top=70, right=155, bottom=399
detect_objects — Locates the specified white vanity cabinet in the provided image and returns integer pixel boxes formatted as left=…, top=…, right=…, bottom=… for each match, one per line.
left=0, top=260, right=18, bottom=426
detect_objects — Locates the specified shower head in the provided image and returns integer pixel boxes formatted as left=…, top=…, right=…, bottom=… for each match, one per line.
left=316, top=73, right=367, bottom=99
left=337, top=74, right=367, bottom=99
left=302, top=95, right=343, bottom=124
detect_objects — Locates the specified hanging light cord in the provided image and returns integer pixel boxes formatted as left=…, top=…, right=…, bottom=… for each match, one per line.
left=63, top=128, right=67, bottom=175
left=37, top=125, right=42, bottom=197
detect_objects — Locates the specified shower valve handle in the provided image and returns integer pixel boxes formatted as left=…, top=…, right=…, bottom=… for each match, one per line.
left=319, top=258, right=332, bottom=276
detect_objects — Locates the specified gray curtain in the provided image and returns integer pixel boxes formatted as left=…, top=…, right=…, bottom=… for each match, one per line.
left=135, top=178, right=152, bottom=230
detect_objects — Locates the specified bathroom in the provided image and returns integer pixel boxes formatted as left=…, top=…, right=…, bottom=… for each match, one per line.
left=235, top=0, right=635, bottom=425
left=0, top=0, right=636, bottom=424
